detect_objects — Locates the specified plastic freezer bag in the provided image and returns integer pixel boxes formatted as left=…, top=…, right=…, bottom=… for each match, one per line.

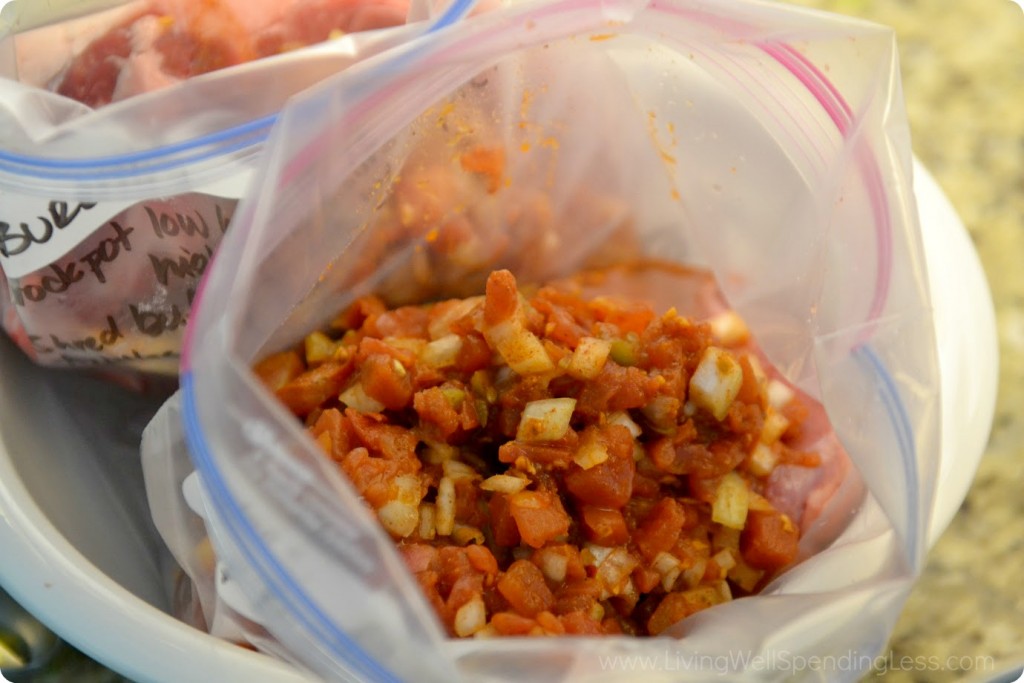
left=147, top=0, right=941, bottom=680
left=0, top=0, right=434, bottom=375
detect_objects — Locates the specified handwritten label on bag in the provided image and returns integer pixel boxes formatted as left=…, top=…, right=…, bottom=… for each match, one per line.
left=0, top=172, right=250, bottom=373
left=0, top=172, right=250, bottom=280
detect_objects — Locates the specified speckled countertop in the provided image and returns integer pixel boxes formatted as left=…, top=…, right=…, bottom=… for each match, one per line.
left=790, top=1, right=1024, bottom=680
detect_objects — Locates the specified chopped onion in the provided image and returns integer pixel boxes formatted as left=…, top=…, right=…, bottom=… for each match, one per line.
left=473, top=624, right=499, bottom=639
left=573, top=436, right=609, bottom=470
left=418, top=503, right=437, bottom=540
left=304, top=331, right=339, bottom=365
left=607, top=411, right=642, bottom=438
left=712, top=549, right=737, bottom=573
left=708, top=310, right=750, bottom=346
left=689, top=346, right=743, bottom=421
left=420, top=334, right=464, bottom=369
left=767, top=379, right=795, bottom=411
left=537, top=550, right=569, bottom=583
left=339, top=382, right=386, bottom=414
left=486, top=319, right=555, bottom=375
left=682, top=558, right=707, bottom=589
left=748, top=442, right=779, bottom=478
left=480, top=474, right=529, bottom=494
left=452, top=523, right=485, bottom=546
left=641, top=395, right=680, bottom=434
left=442, top=460, right=478, bottom=481
left=760, top=409, right=790, bottom=444
left=517, top=398, right=577, bottom=442
left=378, top=501, right=419, bottom=538
left=436, top=477, right=456, bottom=536
left=712, top=471, right=749, bottom=530
left=594, top=547, right=639, bottom=598
left=566, top=337, right=611, bottom=379
left=728, top=558, right=765, bottom=592
left=393, top=474, right=423, bottom=505
left=428, top=296, right=483, bottom=340
left=383, top=337, right=427, bottom=355
left=454, top=596, right=487, bottom=637
left=422, top=440, right=458, bottom=465
left=653, top=551, right=682, bottom=592
left=582, top=544, right=614, bottom=567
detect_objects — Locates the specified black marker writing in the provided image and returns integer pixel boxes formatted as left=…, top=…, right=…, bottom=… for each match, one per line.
left=149, top=244, right=213, bottom=286
left=28, top=315, right=123, bottom=355
left=0, top=201, right=96, bottom=258
left=11, top=261, right=85, bottom=305
left=146, top=206, right=211, bottom=240
left=130, top=303, right=187, bottom=337
left=80, top=221, right=134, bottom=283
left=216, top=203, right=233, bottom=234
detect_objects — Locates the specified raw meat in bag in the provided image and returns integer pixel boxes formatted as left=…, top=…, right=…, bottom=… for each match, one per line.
left=142, top=0, right=941, bottom=680
left=13, top=0, right=412, bottom=107
left=0, top=0, right=429, bottom=376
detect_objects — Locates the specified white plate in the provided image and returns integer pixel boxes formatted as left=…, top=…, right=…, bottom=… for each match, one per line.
left=0, top=158, right=996, bottom=682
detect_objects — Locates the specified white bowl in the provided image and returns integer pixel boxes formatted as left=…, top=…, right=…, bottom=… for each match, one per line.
left=0, top=158, right=997, bottom=682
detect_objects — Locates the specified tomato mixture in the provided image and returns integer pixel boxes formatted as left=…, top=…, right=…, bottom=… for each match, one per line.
left=255, top=265, right=820, bottom=638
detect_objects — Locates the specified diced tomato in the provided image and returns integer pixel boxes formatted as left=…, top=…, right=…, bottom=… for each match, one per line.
left=736, top=355, right=762, bottom=406
left=453, top=477, right=485, bottom=528
left=333, top=295, right=387, bottom=331
left=460, top=145, right=506, bottom=194
left=365, top=306, right=430, bottom=339
left=414, top=386, right=462, bottom=440
left=497, top=560, right=554, bottom=617
left=356, top=337, right=417, bottom=368
left=309, top=408, right=353, bottom=462
left=491, top=611, right=537, bottom=636
left=559, top=611, right=604, bottom=635
left=498, top=440, right=576, bottom=468
left=489, top=494, right=521, bottom=547
left=528, top=544, right=585, bottom=581
left=536, top=611, right=566, bottom=635
left=361, top=354, right=413, bottom=410
left=564, top=428, right=635, bottom=509
left=649, top=439, right=746, bottom=478
left=632, top=498, right=686, bottom=562
left=455, top=332, right=493, bottom=373
left=592, top=298, right=655, bottom=337
left=633, top=565, right=662, bottom=594
left=253, top=350, right=305, bottom=391
left=484, top=270, right=519, bottom=326
left=399, top=543, right=438, bottom=574
left=580, top=506, right=629, bottom=546
left=347, top=410, right=418, bottom=460
left=339, top=448, right=418, bottom=508
left=445, top=573, right=484, bottom=614
left=276, top=359, right=354, bottom=417
left=646, top=588, right=721, bottom=636
left=553, top=578, right=602, bottom=616
left=465, top=544, right=499, bottom=576
left=508, top=490, right=571, bottom=548
left=263, top=262, right=827, bottom=640
left=437, top=547, right=475, bottom=595
left=741, top=510, right=799, bottom=571
left=577, top=364, right=658, bottom=415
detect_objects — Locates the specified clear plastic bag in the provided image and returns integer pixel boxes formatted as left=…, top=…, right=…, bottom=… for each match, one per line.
left=143, top=0, right=941, bottom=679
left=0, top=0, right=432, bottom=375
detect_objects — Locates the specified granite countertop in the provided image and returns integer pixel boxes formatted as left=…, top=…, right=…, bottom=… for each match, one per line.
left=790, top=0, right=1024, bottom=680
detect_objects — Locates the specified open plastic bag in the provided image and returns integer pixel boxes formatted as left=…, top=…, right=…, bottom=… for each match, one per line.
left=0, top=0, right=450, bottom=376
left=142, top=0, right=942, bottom=679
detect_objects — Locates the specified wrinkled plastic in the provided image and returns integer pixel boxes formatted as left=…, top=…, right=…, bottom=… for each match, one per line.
left=143, top=0, right=942, bottom=680
left=0, top=0, right=427, bottom=374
